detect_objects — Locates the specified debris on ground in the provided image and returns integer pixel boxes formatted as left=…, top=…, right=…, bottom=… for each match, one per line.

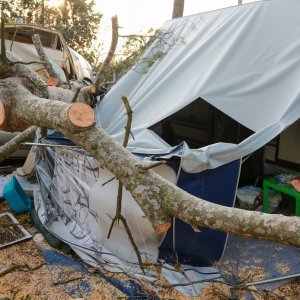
left=0, top=177, right=300, bottom=299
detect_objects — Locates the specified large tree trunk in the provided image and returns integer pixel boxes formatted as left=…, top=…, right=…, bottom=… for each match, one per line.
left=172, top=0, right=185, bottom=19
left=1, top=77, right=300, bottom=247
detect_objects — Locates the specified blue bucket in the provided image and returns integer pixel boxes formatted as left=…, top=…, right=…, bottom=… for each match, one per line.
left=3, top=175, right=33, bottom=214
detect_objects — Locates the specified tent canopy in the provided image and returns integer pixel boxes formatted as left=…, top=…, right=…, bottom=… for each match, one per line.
left=97, top=0, right=300, bottom=172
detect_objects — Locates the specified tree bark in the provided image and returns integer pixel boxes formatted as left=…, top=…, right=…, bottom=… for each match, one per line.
left=47, top=86, right=75, bottom=103
left=238, top=0, right=243, bottom=5
left=32, top=34, right=61, bottom=86
left=1, top=77, right=300, bottom=247
left=172, top=0, right=185, bottom=19
left=0, top=77, right=170, bottom=232
left=0, top=79, right=94, bottom=132
left=0, top=126, right=37, bottom=162
left=94, top=16, right=119, bottom=93
left=7, top=52, right=48, bottom=98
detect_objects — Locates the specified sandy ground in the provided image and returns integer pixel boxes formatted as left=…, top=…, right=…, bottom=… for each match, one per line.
left=1, top=195, right=300, bottom=299
left=0, top=239, right=126, bottom=300
left=0, top=199, right=125, bottom=300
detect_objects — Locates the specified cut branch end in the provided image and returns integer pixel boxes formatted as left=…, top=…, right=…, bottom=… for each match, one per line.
left=0, top=101, right=5, bottom=127
left=48, top=77, right=59, bottom=87
left=155, top=222, right=172, bottom=234
left=89, top=85, right=96, bottom=94
left=67, top=103, right=95, bottom=129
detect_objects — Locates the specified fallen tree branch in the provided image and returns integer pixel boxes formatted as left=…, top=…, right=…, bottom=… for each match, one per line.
left=156, top=277, right=223, bottom=289
left=7, top=51, right=48, bottom=98
left=121, top=96, right=132, bottom=148
left=80, top=85, right=96, bottom=104
left=142, top=160, right=166, bottom=171
left=47, top=86, right=76, bottom=103
left=0, top=80, right=95, bottom=132
left=0, top=263, right=45, bottom=277
left=107, top=181, right=124, bottom=240
left=11, top=61, right=47, bottom=66
left=107, top=96, right=145, bottom=270
left=32, top=34, right=61, bottom=87
left=1, top=78, right=300, bottom=247
left=0, top=126, right=37, bottom=162
left=101, top=176, right=116, bottom=186
left=119, top=34, right=155, bottom=38
left=71, top=87, right=81, bottom=103
left=94, top=16, right=119, bottom=92
left=62, top=68, right=72, bottom=89
left=0, top=78, right=170, bottom=233
left=55, top=275, right=85, bottom=285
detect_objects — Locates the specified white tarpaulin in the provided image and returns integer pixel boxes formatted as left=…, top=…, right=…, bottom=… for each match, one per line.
left=6, top=40, right=92, bottom=81
left=34, top=143, right=225, bottom=296
left=36, top=147, right=177, bottom=268
left=97, top=0, right=300, bottom=172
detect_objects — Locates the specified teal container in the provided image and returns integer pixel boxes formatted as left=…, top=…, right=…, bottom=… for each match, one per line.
left=3, top=175, right=33, bottom=214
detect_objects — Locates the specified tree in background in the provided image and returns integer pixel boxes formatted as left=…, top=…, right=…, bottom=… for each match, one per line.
left=54, top=0, right=102, bottom=65
left=172, top=0, right=185, bottom=19
left=5, top=0, right=102, bottom=65
left=5, top=0, right=43, bottom=24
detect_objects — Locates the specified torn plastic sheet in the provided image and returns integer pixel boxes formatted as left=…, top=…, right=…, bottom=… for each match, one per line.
left=33, top=143, right=300, bottom=297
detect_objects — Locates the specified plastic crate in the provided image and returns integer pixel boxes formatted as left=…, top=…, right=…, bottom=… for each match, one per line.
left=3, top=175, right=33, bottom=214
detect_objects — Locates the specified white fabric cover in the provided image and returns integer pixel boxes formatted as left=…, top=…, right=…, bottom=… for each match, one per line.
left=97, top=0, right=300, bottom=172
left=6, top=40, right=92, bottom=81
left=68, top=47, right=94, bottom=81
left=36, top=147, right=177, bottom=267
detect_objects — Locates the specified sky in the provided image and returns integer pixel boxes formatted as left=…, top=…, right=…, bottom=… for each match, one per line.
left=95, top=0, right=261, bottom=34
left=93, top=0, right=262, bottom=54
left=48, top=0, right=263, bottom=56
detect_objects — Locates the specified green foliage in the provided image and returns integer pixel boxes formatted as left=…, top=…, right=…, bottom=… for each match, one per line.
left=102, top=28, right=160, bottom=82
left=53, top=0, right=102, bottom=64
left=105, top=30, right=154, bottom=80
left=104, top=28, right=183, bottom=83
left=4, top=0, right=102, bottom=65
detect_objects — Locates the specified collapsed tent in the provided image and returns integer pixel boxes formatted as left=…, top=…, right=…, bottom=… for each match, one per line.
left=32, top=0, right=300, bottom=289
